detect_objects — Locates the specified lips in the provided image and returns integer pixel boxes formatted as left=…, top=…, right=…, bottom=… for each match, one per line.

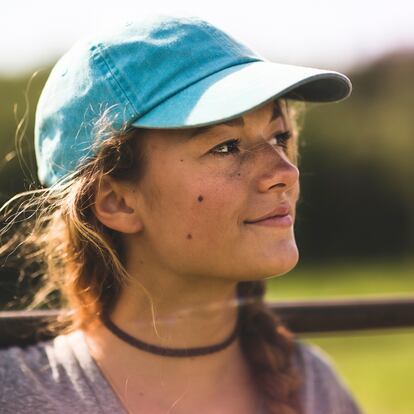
left=245, top=206, right=291, bottom=223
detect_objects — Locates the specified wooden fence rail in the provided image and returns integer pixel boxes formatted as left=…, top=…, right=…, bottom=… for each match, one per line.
left=1, top=297, right=413, bottom=348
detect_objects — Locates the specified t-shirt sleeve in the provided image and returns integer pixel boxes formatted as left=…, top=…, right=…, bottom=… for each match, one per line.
left=297, top=341, right=364, bottom=414
left=0, top=333, right=124, bottom=414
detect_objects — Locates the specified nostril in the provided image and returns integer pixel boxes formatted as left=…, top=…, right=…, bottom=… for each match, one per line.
left=257, top=161, right=299, bottom=193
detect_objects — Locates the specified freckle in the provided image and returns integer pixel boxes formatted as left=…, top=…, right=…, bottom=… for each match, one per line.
left=197, top=195, right=204, bottom=202
left=180, top=159, right=184, bottom=162
left=237, top=173, right=241, bottom=176
left=187, top=233, right=192, bottom=240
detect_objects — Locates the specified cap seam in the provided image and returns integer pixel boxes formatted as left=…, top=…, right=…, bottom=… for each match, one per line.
left=90, top=44, right=140, bottom=121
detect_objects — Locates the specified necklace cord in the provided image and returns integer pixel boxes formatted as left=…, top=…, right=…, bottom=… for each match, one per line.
left=100, top=308, right=241, bottom=357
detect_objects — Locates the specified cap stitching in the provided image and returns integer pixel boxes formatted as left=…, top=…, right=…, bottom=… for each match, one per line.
left=90, top=44, right=140, bottom=121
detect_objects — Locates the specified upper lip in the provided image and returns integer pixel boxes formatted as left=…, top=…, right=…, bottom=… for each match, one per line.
left=245, top=205, right=291, bottom=223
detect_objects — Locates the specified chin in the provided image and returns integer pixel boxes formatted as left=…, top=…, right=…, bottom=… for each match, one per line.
left=272, top=255, right=299, bottom=277
left=264, top=239, right=300, bottom=277
left=233, top=241, right=299, bottom=282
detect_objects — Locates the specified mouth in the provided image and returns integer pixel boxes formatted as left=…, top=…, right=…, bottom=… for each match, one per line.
left=244, top=205, right=291, bottom=223
left=245, top=213, right=293, bottom=227
left=244, top=204, right=293, bottom=227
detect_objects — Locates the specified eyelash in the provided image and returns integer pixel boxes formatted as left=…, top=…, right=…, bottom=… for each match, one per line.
left=210, top=131, right=292, bottom=156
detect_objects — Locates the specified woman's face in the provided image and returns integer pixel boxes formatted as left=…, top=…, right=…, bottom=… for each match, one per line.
left=130, top=99, right=300, bottom=282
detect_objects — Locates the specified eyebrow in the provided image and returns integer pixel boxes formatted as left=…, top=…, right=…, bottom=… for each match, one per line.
left=188, top=100, right=284, bottom=140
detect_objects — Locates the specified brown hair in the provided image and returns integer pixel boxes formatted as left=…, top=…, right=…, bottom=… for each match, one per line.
left=1, top=98, right=306, bottom=414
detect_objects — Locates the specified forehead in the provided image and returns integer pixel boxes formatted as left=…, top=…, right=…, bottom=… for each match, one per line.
left=136, top=99, right=289, bottom=147
left=187, top=99, right=288, bottom=139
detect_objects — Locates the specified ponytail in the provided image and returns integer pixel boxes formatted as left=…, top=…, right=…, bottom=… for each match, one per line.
left=237, top=281, right=304, bottom=414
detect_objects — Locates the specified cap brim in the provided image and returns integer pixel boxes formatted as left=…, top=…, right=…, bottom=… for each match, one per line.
left=131, top=60, right=352, bottom=129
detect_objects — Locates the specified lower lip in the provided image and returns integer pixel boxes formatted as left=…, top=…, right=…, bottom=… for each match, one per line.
left=245, top=214, right=293, bottom=227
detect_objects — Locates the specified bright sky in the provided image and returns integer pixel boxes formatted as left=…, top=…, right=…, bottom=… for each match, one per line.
left=1, top=0, right=414, bottom=76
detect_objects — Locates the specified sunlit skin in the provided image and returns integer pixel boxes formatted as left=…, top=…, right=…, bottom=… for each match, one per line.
left=85, top=99, right=300, bottom=413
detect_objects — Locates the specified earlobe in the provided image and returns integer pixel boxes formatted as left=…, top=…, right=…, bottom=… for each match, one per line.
left=92, top=176, right=143, bottom=234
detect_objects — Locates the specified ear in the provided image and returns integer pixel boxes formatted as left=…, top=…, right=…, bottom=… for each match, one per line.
left=92, top=175, right=143, bottom=234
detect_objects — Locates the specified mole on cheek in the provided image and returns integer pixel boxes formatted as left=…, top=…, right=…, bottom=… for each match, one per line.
left=187, top=233, right=193, bottom=240
left=197, top=195, right=204, bottom=202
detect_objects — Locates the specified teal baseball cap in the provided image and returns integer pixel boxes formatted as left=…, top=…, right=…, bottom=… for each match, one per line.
left=35, top=14, right=352, bottom=187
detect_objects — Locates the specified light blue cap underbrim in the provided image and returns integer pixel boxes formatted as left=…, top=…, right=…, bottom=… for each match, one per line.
left=131, top=60, right=352, bottom=129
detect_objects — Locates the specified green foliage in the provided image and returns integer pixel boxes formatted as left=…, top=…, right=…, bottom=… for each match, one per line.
left=266, top=259, right=414, bottom=300
left=303, top=329, right=414, bottom=414
left=0, top=68, right=49, bottom=202
left=295, top=52, right=414, bottom=262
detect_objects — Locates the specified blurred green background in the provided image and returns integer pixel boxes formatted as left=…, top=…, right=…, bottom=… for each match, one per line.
left=1, top=50, right=413, bottom=414
left=266, top=260, right=414, bottom=414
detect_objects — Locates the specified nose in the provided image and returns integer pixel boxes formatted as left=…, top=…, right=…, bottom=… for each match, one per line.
left=255, top=145, right=299, bottom=193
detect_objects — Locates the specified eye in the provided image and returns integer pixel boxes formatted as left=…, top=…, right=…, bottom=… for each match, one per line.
left=210, top=139, right=241, bottom=156
left=269, top=131, right=292, bottom=149
left=209, top=131, right=292, bottom=157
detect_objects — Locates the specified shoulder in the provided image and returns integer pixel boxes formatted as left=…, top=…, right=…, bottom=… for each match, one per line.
left=0, top=331, right=122, bottom=414
left=293, top=339, right=364, bottom=414
left=0, top=337, right=60, bottom=413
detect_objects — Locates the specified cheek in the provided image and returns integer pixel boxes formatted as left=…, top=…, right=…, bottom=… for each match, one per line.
left=182, top=174, right=245, bottom=239
left=187, top=157, right=253, bottom=225
left=141, top=158, right=245, bottom=236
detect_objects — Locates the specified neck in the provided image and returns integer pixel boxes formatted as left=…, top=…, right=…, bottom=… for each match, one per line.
left=83, top=265, right=255, bottom=407
left=111, top=276, right=240, bottom=348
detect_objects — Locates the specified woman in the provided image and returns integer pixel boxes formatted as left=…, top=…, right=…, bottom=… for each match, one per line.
left=0, top=14, right=363, bottom=414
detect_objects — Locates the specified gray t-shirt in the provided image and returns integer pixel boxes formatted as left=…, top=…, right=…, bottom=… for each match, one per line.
left=0, top=330, right=363, bottom=413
